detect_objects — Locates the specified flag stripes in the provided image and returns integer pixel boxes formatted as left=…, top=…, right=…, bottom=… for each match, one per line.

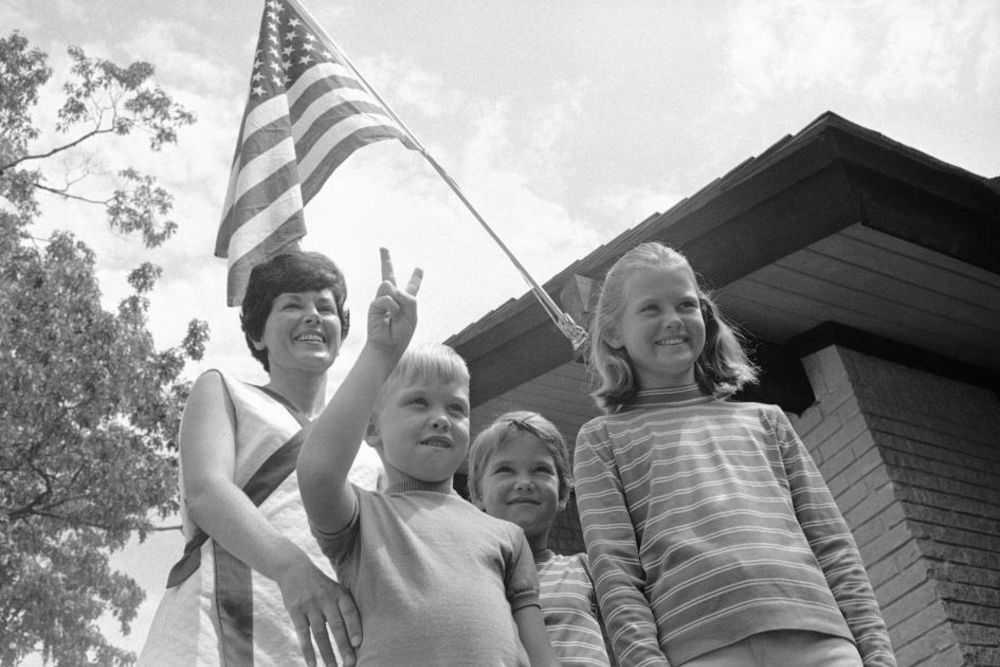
left=216, top=0, right=414, bottom=306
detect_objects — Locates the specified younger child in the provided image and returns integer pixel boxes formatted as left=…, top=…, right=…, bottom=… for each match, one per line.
left=297, top=248, right=556, bottom=666
left=574, top=242, right=896, bottom=666
left=469, top=411, right=612, bottom=667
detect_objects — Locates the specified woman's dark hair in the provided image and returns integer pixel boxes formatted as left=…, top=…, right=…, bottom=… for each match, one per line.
left=240, top=251, right=349, bottom=371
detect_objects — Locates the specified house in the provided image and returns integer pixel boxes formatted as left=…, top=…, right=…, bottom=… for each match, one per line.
left=445, top=112, right=1000, bottom=666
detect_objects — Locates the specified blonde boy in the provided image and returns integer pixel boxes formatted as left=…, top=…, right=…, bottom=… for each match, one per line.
left=297, top=249, right=555, bottom=666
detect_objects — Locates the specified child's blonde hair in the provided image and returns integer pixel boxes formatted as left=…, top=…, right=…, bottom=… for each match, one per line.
left=588, top=242, right=758, bottom=412
left=467, top=411, right=572, bottom=508
left=373, top=342, right=470, bottom=416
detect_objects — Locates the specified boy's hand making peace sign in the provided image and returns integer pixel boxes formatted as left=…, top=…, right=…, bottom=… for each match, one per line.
left=366, top=247, right=423, bottom=354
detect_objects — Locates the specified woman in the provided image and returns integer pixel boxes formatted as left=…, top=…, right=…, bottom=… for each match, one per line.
left=140, top=251, right=379, bottom=666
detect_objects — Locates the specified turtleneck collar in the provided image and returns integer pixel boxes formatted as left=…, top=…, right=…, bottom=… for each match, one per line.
left=384, top=478, right=455, bottom=495
left=626, top=383, right=713, bottom=410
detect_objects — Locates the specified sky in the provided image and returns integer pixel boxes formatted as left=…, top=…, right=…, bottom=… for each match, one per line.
left=4, top=0, right=999, bottom=660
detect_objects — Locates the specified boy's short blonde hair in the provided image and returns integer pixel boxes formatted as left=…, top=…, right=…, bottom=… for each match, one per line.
left=467, top=411, right=572, bottom=508
left=372, top=342, right=470, bottom=417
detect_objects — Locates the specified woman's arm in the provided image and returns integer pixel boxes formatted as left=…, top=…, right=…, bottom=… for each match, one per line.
left=181, top=371, right=360, bottom=667
left=513, top=605, right=557, bottom=667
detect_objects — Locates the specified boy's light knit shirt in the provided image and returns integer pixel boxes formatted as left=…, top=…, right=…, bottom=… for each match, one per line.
left=574, top=387, right=896, bottom=667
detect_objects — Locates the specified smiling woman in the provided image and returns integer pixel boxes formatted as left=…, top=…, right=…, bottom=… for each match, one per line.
left=138, top=250, right=382, bottom=667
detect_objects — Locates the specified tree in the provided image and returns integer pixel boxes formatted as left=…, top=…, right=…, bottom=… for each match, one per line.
left=0, top=32, right=208, bottom=666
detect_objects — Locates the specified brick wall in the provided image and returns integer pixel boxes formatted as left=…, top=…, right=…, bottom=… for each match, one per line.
left=794, top=345, right=1000, bottom=666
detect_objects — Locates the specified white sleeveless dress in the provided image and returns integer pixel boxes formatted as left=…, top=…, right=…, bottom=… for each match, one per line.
left=138, top=370, right=382, bottom=666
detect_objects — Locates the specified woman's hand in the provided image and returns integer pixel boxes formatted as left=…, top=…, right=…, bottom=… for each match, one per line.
left=276, top=548, right=362, bottom=667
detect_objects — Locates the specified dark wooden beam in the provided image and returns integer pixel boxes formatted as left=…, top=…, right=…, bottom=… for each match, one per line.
left=789, top=322, right=1000, bottom=395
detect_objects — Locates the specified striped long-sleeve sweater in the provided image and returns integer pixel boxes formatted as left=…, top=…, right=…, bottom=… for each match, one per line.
left=574, top=386, right=896, bottom=667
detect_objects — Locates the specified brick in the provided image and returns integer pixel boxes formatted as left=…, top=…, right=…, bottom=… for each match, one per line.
left=893, top=631, right=963, bottom=667
left=877, top=559, right=934, bottom=608
left=789, top=403, right=823, bottom=437
left=964, top=644, right=1000, bottom=666
left=902, top=501, right=1000, bottom=536
left=910, top=522, right=1000, bottom=553
left=928, top=560, right=1000, bottom=588
left=845, top=482, right=898, bottom=528
left=882, top=582, right=948, bottom=635
left=863, top=522, right=917, bottom=565
left=831, top=393, right=864, bottom=428
left=917, top=539, right=1000, bottom=572
left=801, top=346, right=851, bottom=403
left=855, top=508, right=909, bottom=555
left=941, top=600, right=1000, bottom=626
left=890, top=463, right=1000, bottom=506
left=950, top=621, right=1000, bottom=647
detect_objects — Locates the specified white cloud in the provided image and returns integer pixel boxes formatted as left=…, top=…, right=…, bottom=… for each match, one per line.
left=722, top=0, right=998, bottom=110
left=360, top=53, right=464, bottom=119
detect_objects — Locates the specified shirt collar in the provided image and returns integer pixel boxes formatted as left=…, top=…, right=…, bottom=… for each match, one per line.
left=384, top=478, right=456, bottom=495
left=626, top=384, right=713, bottom=409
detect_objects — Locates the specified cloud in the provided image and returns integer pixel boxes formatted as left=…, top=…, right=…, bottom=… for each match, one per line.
left=722, top=0, right=998, bottom=110
left=360, top=53, right=464, bottom=119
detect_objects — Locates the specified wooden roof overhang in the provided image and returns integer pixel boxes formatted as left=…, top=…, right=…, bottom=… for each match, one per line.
left=445, top=111, right=1000, bottom=418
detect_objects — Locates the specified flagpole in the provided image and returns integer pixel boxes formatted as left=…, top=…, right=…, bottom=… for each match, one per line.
left=287, top=0, right=589, bottom=351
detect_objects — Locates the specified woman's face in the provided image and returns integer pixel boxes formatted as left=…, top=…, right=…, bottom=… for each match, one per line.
left=255, top=288, right=343, bottom=376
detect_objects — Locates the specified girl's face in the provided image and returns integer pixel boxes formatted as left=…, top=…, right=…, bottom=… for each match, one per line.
left=477, top=433, right=563, bottom=552
left=255, top=289, right=343, bottom=376
left=608, top=264, right=706, bottom=390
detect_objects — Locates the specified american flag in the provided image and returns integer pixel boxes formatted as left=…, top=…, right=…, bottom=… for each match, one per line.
left=215, top=0, right=415, bottom=306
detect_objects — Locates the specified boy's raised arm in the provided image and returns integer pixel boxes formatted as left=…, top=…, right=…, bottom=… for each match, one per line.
left=297, top=248, right=422, bottom=534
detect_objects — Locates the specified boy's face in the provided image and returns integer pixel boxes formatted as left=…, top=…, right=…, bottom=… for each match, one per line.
left=368, top=376, right=470, bottom=485
left=476, top=433, right=563, bottom=549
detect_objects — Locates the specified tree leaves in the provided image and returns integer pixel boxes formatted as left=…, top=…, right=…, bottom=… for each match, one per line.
left=0, top=32, right=207, bottom=666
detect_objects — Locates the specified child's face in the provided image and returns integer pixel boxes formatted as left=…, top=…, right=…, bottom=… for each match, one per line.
left=369, top=376, right=470, bottom=485
left=477, top=433, right=563, bottom=549
left=609, top=264, right=706, bottom=390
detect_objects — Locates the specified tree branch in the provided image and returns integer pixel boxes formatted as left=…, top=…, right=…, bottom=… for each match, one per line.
left=33, top=182, right=107, bottom=205
left=0, top=127, right=114, bottom=172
